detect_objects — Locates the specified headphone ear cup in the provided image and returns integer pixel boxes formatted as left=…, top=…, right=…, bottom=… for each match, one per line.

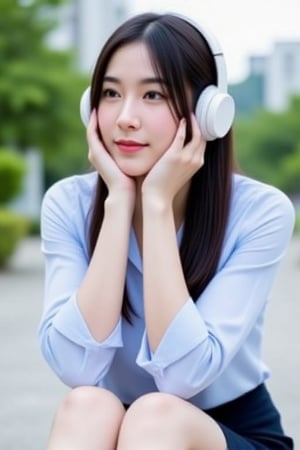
left=195, top=85, right=235, bottom=141
left=80, top=87, right=91, bottom=127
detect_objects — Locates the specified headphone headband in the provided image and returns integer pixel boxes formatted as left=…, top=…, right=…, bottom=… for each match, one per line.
left=176, top=14, right=228, bottom=93
left=79, top=14, right=235, bottom=141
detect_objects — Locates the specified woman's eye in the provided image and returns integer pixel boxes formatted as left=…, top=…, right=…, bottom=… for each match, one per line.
left=145, top=91, right=164, bottom=100
left=102, top=89, right=119, bottom=98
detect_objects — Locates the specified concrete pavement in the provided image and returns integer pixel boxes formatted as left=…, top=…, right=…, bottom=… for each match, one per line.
left=0, top=236, right=299, bottom=449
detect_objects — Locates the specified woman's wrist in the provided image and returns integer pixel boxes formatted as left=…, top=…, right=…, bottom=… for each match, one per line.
left=142, top=191, right=173, bottom=217
left=105, top=190, right=135, bottom=216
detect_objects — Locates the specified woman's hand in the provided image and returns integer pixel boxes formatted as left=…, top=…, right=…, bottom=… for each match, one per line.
left=87, top=109, right=136, bottom=201
left=142, top=114, right=206, bottom=205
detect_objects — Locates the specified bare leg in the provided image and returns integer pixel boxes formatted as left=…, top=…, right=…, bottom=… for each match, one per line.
left=117, top=392, right=227, bottom=450
left=46, top=386, right=125, bottom=450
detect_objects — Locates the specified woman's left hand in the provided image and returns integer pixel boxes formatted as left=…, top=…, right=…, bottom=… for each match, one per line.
left=142, top=114, right=206, bottom=204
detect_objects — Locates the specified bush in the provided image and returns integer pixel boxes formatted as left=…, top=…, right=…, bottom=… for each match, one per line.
left=0, top=149, right=26, bottom=204
left=28, top=217, right=40, bottom=236
left=0, top=209, right=29, bottom=267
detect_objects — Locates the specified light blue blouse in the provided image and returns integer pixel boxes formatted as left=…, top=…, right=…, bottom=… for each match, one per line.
left=38, top=171, right=295, bottom=409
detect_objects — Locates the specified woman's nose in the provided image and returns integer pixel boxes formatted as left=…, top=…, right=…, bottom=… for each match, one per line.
left=116, top=100, right=141, bottom=130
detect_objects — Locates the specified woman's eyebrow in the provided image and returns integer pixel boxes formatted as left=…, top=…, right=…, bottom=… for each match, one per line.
left=140, top=77, right=167, bottom=86
left=103, top=76, right=167, bottom=86
left=103, top=76, right=120, bottom=83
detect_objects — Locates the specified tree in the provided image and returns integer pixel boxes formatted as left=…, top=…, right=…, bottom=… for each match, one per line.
left=234, top=96, right=300, bottom=194
left=0, top=0, right=89, bottom=184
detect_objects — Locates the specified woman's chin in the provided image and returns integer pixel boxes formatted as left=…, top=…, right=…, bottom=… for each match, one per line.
left=116, top=163, right=150, bottom=179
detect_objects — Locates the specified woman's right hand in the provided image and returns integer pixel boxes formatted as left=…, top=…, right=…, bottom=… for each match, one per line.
left=87, top=109, right=136, bottom=201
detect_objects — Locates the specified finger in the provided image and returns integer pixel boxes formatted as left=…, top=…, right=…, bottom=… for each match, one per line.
left=190, top=113, right=202, bottom=142
left=86, top=109, right=98, bottom=141
left=87, top=108, right=96, bottom=129
left=85, top=110, right=107, bottom=165
left=188, top=113, right=206, bottom=152
left=170, top=117, right=186, bottom=152
left=189, top=114, right=206, bottom=168
left=86, top=110, right=105, bottom=153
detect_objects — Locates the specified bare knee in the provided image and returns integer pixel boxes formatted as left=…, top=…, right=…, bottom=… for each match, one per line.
left=122, top=392, right=181, bottom=431
left=130, top=392, right=178, bottom=416
left=54, top=386, right=125, bottom=426
left=118, top=393, right=226, bottom=450
left=47, top=388, right=126, bottom=449
left=118, top=393, right=190, bottom=449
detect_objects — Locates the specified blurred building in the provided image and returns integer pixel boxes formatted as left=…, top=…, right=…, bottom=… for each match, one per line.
left=230, top=41, right=300, bottom=116
left=74, top=0, right=129, bottom=73
left=48, top=0, right=129, bottom=74
left=264, top=41, right=300, bottom=111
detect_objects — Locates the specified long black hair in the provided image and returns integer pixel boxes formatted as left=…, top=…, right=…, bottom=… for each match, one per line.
left=88, top=13, right=235, bottom=321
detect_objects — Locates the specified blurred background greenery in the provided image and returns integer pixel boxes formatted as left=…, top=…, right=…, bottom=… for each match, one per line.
left=0, top=0, right=299, bottom=266
left=0, top=0, right=89, bottom=184
left=0, top=0, right=89, bottom=265
left=234, top=97, right=300, bottom=194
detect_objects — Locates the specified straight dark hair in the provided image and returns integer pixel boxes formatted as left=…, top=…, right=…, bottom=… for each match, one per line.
left=88, top=13, right=235, bottom=322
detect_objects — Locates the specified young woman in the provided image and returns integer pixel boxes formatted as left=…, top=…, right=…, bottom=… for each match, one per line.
left=38, top=12, right=295, bottom=450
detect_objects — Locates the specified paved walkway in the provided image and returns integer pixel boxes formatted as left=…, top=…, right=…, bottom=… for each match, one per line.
left=1, top=236, right=299, bottom=449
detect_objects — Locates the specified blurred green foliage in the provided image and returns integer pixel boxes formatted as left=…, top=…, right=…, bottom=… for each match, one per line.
left=0, top=148, right=28, bottom=267
left=295, top=214, right=300, bottom=234
left=0, top=150, right=26, bottom=203
left=235, top=96, right=300, bottom=194
left=0, top=209, right=29, bottom=267
left=0, top=1, right=299, bottom=199
left=0, top=0, right=90, bottom=265
left=0, top=0, right=89, bottom=186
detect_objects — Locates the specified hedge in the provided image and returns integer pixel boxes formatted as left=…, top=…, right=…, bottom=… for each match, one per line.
left=0, top=150, right=26, bottom=204
left=0, top=209, right=29, bottom=267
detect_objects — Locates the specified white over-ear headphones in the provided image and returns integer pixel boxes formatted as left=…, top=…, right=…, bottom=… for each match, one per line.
left=79, top=15, right=235, bottom=141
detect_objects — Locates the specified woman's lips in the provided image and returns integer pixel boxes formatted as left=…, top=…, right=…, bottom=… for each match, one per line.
left=115, top=140, right=147, bottom=153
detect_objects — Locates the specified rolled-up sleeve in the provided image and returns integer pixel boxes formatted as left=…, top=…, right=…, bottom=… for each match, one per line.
left=136, top=187, right=295, bottom=399
left=38, top=177, right=123, bottom=387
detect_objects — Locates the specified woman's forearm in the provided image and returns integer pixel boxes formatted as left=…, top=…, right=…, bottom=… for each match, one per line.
left=142, top=198, right=190, bottom=352
left=77, top=193, right=134, bottom=342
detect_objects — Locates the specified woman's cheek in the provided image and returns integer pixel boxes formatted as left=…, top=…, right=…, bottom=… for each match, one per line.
left=153, top=113, right=178, bottom=147
left=97, top=112, right=112, bottom=150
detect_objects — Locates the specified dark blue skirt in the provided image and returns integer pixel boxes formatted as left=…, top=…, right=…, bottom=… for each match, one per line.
left=204, top=384, right=294, bottom=449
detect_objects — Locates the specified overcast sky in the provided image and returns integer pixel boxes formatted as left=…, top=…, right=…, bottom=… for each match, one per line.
left=129, top=0, right=300, bottom=83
